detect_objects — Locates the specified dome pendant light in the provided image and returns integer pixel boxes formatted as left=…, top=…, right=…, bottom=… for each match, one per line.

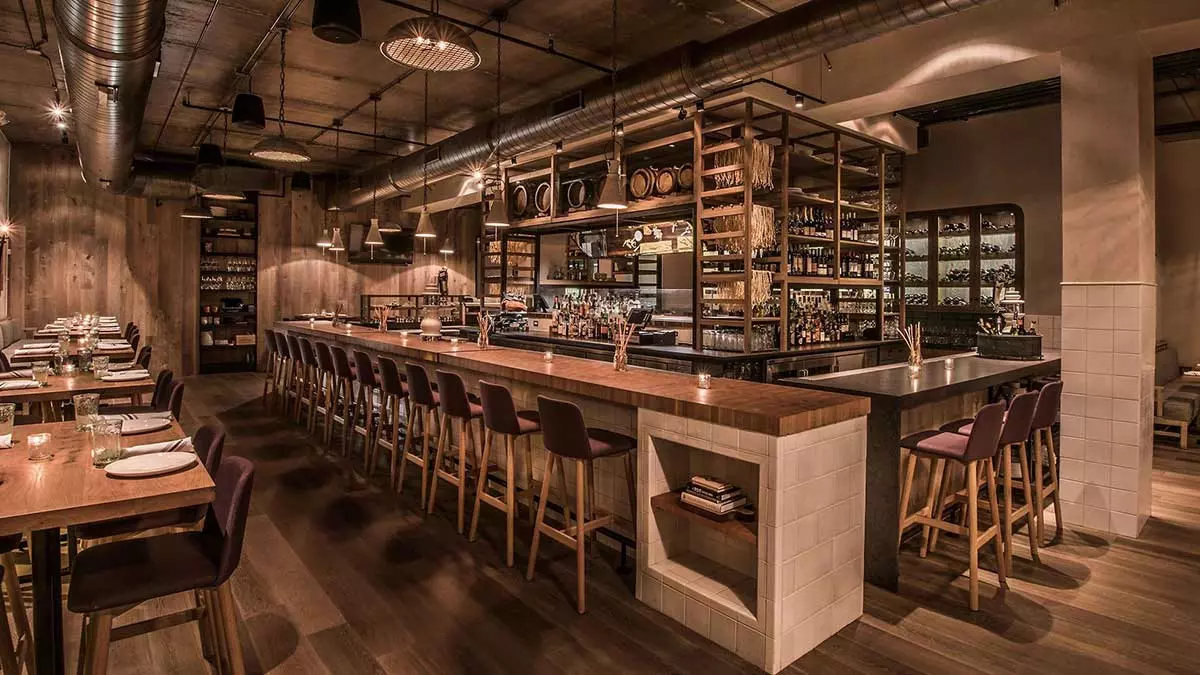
left=598, top=0, right=626, bottom=211
left=380, top=1, right=481, bottom=72
left=251, top=28, right=311, bottom=164
left=483, top=17, right=509, bottom=229
left=313, top=0, right=361, bottom=44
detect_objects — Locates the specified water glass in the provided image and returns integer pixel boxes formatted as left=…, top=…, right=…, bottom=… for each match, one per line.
left=57, top=334, right=69, bottom=352
left=27, top=433, right=53, bottom=462
left=73, top=393, right=100, bottom=432
left=93, top=356, right=110, bottom=378
left=32, top=362, right=51, bottom=384
left=90, top=419, right=123, bottom=467
left=0, top=403, right=14, bottom=448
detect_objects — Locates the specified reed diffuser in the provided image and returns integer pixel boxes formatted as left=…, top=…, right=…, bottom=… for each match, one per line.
left=899, top=322, right=923, bottom=375
left=611, top=316, right=635, bottom=372
left=477, top=311, right=491, bottom=349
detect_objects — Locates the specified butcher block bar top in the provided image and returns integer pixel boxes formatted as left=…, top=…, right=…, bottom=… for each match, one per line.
left=276, top=321, right=869, bottom=437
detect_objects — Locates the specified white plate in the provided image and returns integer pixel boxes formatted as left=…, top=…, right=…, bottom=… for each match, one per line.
left=100, top=372, right=151, bottom=382
left=105, top=452, right=196, bottom=478
left=121, top=418, right=172, bottom=435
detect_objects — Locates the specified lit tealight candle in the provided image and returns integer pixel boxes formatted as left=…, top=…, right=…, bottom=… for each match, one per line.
left=309, top=317, right=316, bottom=327
left=27, top=432, right=53, bottom=462
left=63, top=363, right=76, bottom=376
left=450, top=337, right=459, bottom=345
left=697, top=372, right=712, bottom=389
left=543, top=351, right=554, bottom=363
left=944, top=357, right=955, bottom=371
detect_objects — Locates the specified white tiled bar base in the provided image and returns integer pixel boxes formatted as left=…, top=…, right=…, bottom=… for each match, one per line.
left=1059, top=283, right=1155, bottom=537
left=636, top=410, right=867, bottom=673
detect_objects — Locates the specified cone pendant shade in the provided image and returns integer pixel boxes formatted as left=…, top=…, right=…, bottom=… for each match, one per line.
left=365, top=218, right=384, bottom=247
left=596, top=160, right=627, bottom=210
left=414, top=210, right=437, bottom=238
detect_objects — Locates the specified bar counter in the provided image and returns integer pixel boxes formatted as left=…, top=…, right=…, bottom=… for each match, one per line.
left=275, top=320, right=870, bottom=672
left=781, top=351, right=1062, bottom=591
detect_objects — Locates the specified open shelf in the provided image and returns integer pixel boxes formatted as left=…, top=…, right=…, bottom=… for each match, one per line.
left=650, top=553, right=756, bottom=623
left=651, top=492, right=757, bottom=544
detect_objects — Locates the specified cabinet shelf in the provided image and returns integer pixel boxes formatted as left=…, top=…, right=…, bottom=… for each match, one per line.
left=650, top=492, right=756, bottom=544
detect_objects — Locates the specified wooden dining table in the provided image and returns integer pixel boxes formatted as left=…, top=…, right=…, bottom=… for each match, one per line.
left=0, top=421, right=214, bottom=675
left=9, top=341, right=135, bottom=366
left=0, top=372, right=156, bottom=423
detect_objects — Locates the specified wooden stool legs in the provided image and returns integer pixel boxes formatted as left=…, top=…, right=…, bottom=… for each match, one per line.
left=1032, top=426, right=1064, bottom=545
left=398, top=403, right=438, bottom=507
left=427, top=417, right=479, bottom=534
left=469, top=431, right=521, bottom=566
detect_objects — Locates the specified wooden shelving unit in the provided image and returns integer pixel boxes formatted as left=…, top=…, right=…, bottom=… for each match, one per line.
left=479, top=232, right=537, bottom=307
left=198, top=199, right=259, bottom=374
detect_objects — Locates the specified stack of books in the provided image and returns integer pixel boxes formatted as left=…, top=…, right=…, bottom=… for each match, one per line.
left=680, top=475, right=747, bottom=517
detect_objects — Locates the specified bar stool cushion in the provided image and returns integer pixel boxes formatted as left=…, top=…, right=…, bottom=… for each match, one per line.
left=516, top=410, right=541, bottom=434
left=586, top=427, right=636, bottom=458
left=0, top=533, right=20, bottom=553
left=67, top=532, right=219, bottom=613
left=899, top=430, right=969, bottom=460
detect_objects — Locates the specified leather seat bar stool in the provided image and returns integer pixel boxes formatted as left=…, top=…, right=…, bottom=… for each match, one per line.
left=1030, top=380, right=1064, bottom=546
left=939, top=391, right=1041, bottom=566
left=399, top=363, right=440, bottom=506
left=470, top=380, right=545, bottom=567
left=428, top=370, right=484, bottom=533
left=899, top=401, right=1008, bottom=611
left=526, top=395, right=637, bottom=614
left=283, top=334, right=306, bottom=422
left=327, top=346, right=356, bottom=454
left=311, top=342, right=337, bottom=442
left=347, top=350, right=382, bottom=473
left=69, top=456, right=254, bottom=675
left=296, top=338, right=321, bottom=429
left=267, top=332, right=289, bottom=413
left=374, top=357, right=409, bottom=488
left=0, top=534, right=32, bottom=674
left=262, top=329, right=280, bottom=408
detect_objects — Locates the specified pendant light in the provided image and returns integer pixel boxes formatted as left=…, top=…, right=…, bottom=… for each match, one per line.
left=195, top=142, right=223, bottom=170
left=380, top=1, right=481, bottom=72
left=202, top=114, right=246, bottom=201
left=414, top=73, right=437, bottom=248
left=364, top=97, right=385, bottom=258
left=327, top=120, right=344, bottom=212
left=483, top=18, right=510, bottom=229
left=232, top=89, right=266, bottom=130
left=317, top=228, right=333, bottom=249
left=329, top=227, right=346, bottom=252
left=312, top=0, right=361, bottom=44
left=438, top=228, right=455, bottom=255
left=596, top=0, right=626, bottom=210
left=181, top=196, right=213, bottom=220
left=251, top=28, right=311, bottom=163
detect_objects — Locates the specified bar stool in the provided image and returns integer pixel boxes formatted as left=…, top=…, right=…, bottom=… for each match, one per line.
left=941, top=391, right=1041, bottom=566
left=283, top=334, right=305, bottom=422
left=311, top=342, right=336, bottom=440
left=327, top=346, right=356, bottom=454
left=297, top=337, right=320, bottom=428
left=266, top=332, right=288, bottom=413
left=470, top=380, right=543, bottom=567
left=899, top=402, right=1008, bottom=611
left=346, top=350, right=381, bottom=473
left=526, top=395, right=637, bottom=614
left=1030, top=380, right=1064, bottom=546
left=262, top=329, right=280, bottom=407
left=400, top=363, right=440, bottom=507
left=374, top=357, right=409, bottom=488
left=427, top=370, right=483, bottom=533
left=0, top=534, right=32, bottom=674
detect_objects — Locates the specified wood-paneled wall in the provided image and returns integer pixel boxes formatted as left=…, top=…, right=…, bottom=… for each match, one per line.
left=6, top=144, right=480, bottom=376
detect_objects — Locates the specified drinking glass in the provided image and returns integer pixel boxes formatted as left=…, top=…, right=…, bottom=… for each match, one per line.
left=93, top=356, right=110, bottom=378
left=73, top=393, right=100, bottom=432
left=32, top=362, right=51, bottom=384
left=90, top=419, right=123, bottom=467
left=27, top=432, right=53, bottom=462
left=57, top=334, right=69, bottom=352
left=0, top=403, right=14, bottom=448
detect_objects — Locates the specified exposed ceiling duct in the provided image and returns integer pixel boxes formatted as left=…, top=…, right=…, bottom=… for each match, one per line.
left=54, top=0, right=167, bottom=193
left=334, top=0, right=996, bottom=210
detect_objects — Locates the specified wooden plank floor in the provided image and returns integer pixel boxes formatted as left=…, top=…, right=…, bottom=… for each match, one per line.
left=46, top=373, right=1200, bottom=674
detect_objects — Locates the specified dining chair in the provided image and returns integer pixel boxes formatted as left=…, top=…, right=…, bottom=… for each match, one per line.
left=101, top=369, right=174, bottom=416
left=135, top=345, right=152, bottom=370
left=123, top=322, right=136, bottom=340
left=0, top=534, right=32, bottom=674
left=167, top=381, right=186, bottom=419
left=128, top=330, right=141, bottom=356
left=70, top=456, right=254, bottom=675
left=0, top=352, right=11, bottom=373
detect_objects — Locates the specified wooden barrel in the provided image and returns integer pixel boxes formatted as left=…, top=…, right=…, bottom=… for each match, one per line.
left=534, top=182, right=552, bottom=214
left=511, top=184, right=529, bottom=217
left=677, top=163, right=694, bottom=191
left=564, top=179, right=589, bottom=209
left=654, top=166, right=677, bottom=195
left=629, top=167, right=654, bottom=200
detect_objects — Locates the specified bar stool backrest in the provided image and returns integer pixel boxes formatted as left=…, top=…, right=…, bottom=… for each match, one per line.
left=352, top=350, right=378, bottom=388
left=192, top=424, right=227, bottom=474
left=264, top=329, right=277, bottom=354
left=377, top=357, right=405, bottom=397
left=205, top=456, right=255, bottom=585
left=151, top=369, right=174, bottom=409
left=299, top=337, right=317, bottom=368
left=405, top=363, right=436, bottom=407
left=436, top=370, right=472, bottom=419
left=963, top=401, right=1007, bottom=462
left=1031, top=380, right=1063, bottom=430
left=538, top=395, right=593, bottom=461
left=330, top=346, right=353, bottom=380
left=999, top=390, right=1040, bottom=446
left=271, top=331, right=288, bottom=360
left=479, top=380, right=520, bottom=435
left=314, top=341, right=334, bottom=373
left=285, top=334, right=303, bottom=363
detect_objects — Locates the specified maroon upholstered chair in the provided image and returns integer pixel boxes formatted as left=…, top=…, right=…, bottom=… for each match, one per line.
left=135, top=345, right=152, bottom=370
left=400, top=363, right=440, bottom=505
left=311, top=341, right=336, bottom=440
left=327, top=346, right=355, bottom=454
left=128, top=330, right=141, bottom=357
left=123, top=322, right=136, bottom=340
left=345, top=350, right=382, bottom=472
left=375, top=357, right=408, bottom=488
left=69, top=456, right=254, bottom=674
left=427, top=370, right=484, bottom=533
left=0, top=351, right=11, bottom=373
left=283, top=334, right=305, bottom=421
left=165, top=380, right=186, bottom=420
left=527, top=395, right=636, bottom=614
left=469, top=380, right=543, bottom=566
left=262, top=328, right=279, bottom=407
left=899, top=401, right=1008, bottom=611
left=100, top=369, right=174, bottom=416
left=296, top=337, right=320, bottom=428
left=1030, top=380, right=1064, bottom=545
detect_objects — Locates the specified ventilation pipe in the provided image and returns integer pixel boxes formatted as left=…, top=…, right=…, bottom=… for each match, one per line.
left=55, top=0, right=167, bottom=193
left=333, top=0, right=995, bottom=210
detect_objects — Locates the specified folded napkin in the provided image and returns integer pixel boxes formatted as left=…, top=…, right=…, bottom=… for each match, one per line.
left=24, top=341, right=57, bottom=347
left=15, top=347, right=58, bottom=355
left=1186, top=370, right=1200, bottom=377
left=108, top=362, right=139, bottom=372
left=123, top=437, right=194, bottom=457
left=0, top=370, right=34, bottom=380
left=0, top=380, right=42, bottom=390
left=100, top=370, right=150, bottom=382
left=101, top=411, right=173, bottom=422
left=97, top=341, right=131, bottom=350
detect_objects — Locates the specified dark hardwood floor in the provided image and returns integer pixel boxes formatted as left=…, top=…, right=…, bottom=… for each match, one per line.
left=63, top=373, right=1200, bottom=674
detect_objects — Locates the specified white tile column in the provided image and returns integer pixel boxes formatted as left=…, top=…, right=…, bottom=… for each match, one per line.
left=1059, top=37, right=1156, bottom=537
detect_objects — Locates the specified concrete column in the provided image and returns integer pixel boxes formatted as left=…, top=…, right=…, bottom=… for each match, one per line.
left=1059, top=36, right=1156, bottom=538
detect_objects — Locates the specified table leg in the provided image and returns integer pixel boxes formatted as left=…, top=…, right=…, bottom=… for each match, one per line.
left=31, top=528, right=64, bottom=675
left=864, top=400, right=901, bottom=592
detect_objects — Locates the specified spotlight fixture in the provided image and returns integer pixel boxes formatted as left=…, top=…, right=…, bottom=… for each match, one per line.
left=677, top=106, right=687, bottom=120
left=312, top=0, right=362, bottom=44
left=380, top=15, right=482, bottom=71
left=793, top=93, right=805, bottom=109
left=195, top=143, right=224, bottom=170
left=231, top=92, right=266, bottom=130
left=251, top=28, right=310, bottom=163
left=554, top=141, right=563, bottom=154
left=48, top=101, right=68, bottom=121
left=615, top=122, right=624, bottom=136
left=596, top=160, right=627, bottom=210
left=181, top=197, right=213, bottom=220
left=329, top=227, right=346, bottom=252
left=316, top=228, right=333, bottom=249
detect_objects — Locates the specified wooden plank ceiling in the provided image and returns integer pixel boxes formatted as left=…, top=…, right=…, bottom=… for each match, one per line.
left=0, top=0, right=804, bottom=175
